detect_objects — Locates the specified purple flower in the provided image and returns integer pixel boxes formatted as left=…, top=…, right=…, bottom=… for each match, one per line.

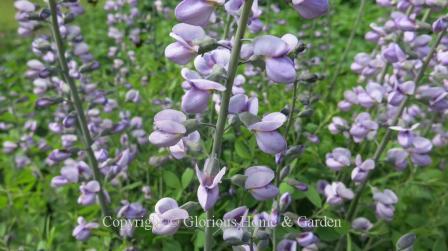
left=229, top=94, right=259, bottom=115
left=279, top=192, right=292, bottom=211
left=328, top=117, right=349, bottom=135
left=324, top=182, right=354, bottom=206
left=149, top=198, right=189, bottom=235
left=325, top=148, right=351, bottom=171
left=390, top=123, right=419, bottom=148
left=373, top=189, right=398, bottom=221
left=148, top=109, right=187, bottom=147
left=433, top=16, right=448, bottom=33
left=117, top=200, right=147, bottom=219
left=253, top=35, right=298, bottom=83
left=78, top=180, right=101, bottom=205
left=292, top=0, right=329, bottom=19
left=175, top=0, right=224, bottom=27
left=48, top=149, right=72, bottom=162
left=352, top=217, right=373, bottom=232
left=51, top=160, right=91, bottom=187
left=165, top=23, right=206, bottom=65
left=222, top=206, right=249, bottom=243
left=181, top=68, right=225, bottom=113
left=349, top=112, right=378, bottom=143
left=169, top=131, right=201, bottom=159
left=382, top=43, right=406, bottom=63
left=387, top=148, right=409, bottom=170
left=351, top=155, right=375, bottom=183
left=277, top=239, right=297, bottom=251
left=194, top=48, right=230, bottom=76
left=72, top=217, right=99, bottom=241
left=248, top=112, right=287, bottom=154
left=388, top=81, right=415, bottom=106
left=3, top=141, right=18, bottom=154
left=244, top=166, right=279, bottom=200
left=297, top=232, right=318, bottom=247
left=196, top=162, right=226, bottom=211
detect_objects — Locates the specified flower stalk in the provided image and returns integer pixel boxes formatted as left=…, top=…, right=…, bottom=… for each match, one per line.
left=205, top=0, right=254, bottom=250
left=48, top=0, right=112, bottom=219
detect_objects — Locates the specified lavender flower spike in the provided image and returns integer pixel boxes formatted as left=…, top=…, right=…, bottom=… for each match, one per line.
left=149, top=198, right=189, bottom=235
left=248, top=112, right=287, bottom=154
left=244, top=166, right=279, bottom=200
left=196, top=162, right=226, bottom=211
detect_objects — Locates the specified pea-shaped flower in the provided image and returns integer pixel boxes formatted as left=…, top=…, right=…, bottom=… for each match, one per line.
left=175, top=0, right=224, bottom=27
left=248, top=112, right=287, bottom=154
left=222, top=206, right=249, bottom=244
left=72, top=217, right=99, bottom=241
left=149, top=109, right=187, bottom=147
left=351, top=155, right=375, bottom=183
left=117, top=200, right=147, bottom=219
left=149, top=198, right=189, bottom=235
left=325, top=147, right=351, bottom=171
left=181, top=68, right=226, bottom=113
left=194, top=48, right=230, bottom=76
left=324, top=182, right=354, bottom=206
left=373, top=189, right=398, bottom=221
left=196, top=163, right=226, bottom=211
left=292, top=0, right=329, bottom=19
left=244, top=166, right=279, bottom=200
left=165, top=23, right=206, bottom=65
left=252, top=34, right=298, bottom=84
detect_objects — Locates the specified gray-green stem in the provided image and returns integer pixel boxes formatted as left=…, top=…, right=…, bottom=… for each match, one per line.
left=48, top=0, right=112, bottom=219
left=336, top=28, right=446, bottom=251
left=205, top=1, right=254, bottom=250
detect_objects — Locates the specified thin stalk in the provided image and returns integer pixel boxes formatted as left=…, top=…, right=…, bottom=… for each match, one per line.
left=326, top=0, right=367, bottom=98
left=48, top=0, right=112, bottom=218
left=336, top=29, right=446, bottom=251
left=284, top=81, right=299, bottom=138
left=205, top=1, right=254, bottom=250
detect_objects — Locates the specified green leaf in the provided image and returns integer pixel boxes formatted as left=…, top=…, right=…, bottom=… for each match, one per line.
left=163, top=170, right=182, bottom=189
left=433, top=238, right=447, bottom=251
left=305, top=186, right=322, bottom=208
left=181, top=168, right=195, bottom=189
left=235, top=139, right=252, bottom=159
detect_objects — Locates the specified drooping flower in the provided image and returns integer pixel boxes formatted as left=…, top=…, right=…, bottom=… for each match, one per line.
left=252, top=35, right=298, bottom=83
left=72, top=217, right=99, bottom=241
left=175, top=0, right=224, bottom=27
left=248, top=112, right=287, bottom=154
left=180, top=69, right=226, bottom=113
left=373, top=189, right=398, bottom=221
left=352, top=217, right=373, bottom=232
left=149, top=198, right=189, bottom=235
left=148, top=109, right=187, bottom=147
left=324, top=182, right=354, bottom=206
left=292, top=0, right=329, bottom=19
left=196, top=162, right=226, bottom=211
left=165, top=23, right=206, bottom=65
left=194, top=48, right=230, bottom=76
left=77, top=180, right=105, bottom=205
left=244, top=166, right=279, bottom=200
left=228, top=94, right=259, bottom=115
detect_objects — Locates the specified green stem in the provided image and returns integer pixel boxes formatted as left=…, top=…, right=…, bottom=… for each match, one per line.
left=48, top=0, right=112, bottom=218
left=326, top=0, right=367, bottom=99
left=205, top=1, right=254, bottom=250
left=336, top=29, right=446, bottom=251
